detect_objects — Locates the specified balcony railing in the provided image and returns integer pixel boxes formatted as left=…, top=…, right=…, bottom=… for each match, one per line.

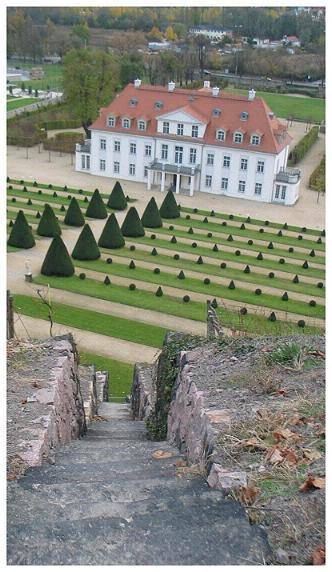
left=149, top=160, right=200, bottom=176
left=275, top=168, right=301, bottom=184
left=76, top=140, right=91, bottom=154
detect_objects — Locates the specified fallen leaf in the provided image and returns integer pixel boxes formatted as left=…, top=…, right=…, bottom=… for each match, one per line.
left=239, top=485, right=261, bottom=505
left=175, top=459, right=187, bottom=467
left=283, top=449, right=298, bottom=465
left=299, top=475, right=325, bottom=492
left=266, top=446, right=284, bottom=465
left=91, top=415, right=108, bottom=422
left=273, top=428, right=300, bottom=442
left=276, top=388, right=287, bottom=396
left=309, top=350, right=325, bottom=358
left=152, top=450, right=175, bottom=460
left=303, top=449, right=322, bottom=462
left=287, top=415, right=305, bottom=426
left=312, top=546, right=325, bottom=565
left=240, top=438, right=267, bottom=451
left=175, top=464, right=202, bottom=476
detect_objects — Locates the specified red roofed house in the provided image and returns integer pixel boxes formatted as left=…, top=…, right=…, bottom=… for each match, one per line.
left=76, top=80, right=301, bottom=205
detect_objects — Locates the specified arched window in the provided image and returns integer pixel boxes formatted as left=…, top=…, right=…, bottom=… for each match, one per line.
left=216, top=129, right=225, bottom=141
left=234, top=131, right=243, bottom=144
left=122, top=117, right=131, bottom=128
left=108, top=115, right=115, bottom=127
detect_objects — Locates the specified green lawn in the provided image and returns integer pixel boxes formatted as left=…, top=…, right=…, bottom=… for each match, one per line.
left=7, top=98, right=37, bottom=111
left=8, top=60, right=63, bottom=91
left=8, top=181, right=135, bottom=203
left=79, top=351, right=134, bottom=401
left=13, top=294, right=167, bottom=348
left=225, top=87, right=325, bottom=123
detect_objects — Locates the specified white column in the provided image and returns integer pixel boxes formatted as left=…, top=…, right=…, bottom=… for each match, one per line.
left=147, top=169, right=151, bottom=190
left=189, top=174, right=194, bottom=197
left=161, top=170, right=165, bottom=192
left=175, top=173, right=180, bottom=194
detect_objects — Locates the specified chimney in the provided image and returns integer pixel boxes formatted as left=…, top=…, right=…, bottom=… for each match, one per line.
left=248, top=88, right=256, bottom=101
left=212, top=86, right=220, bottom=97
left=204, top=80, right=210, bottom=89
left=134, top=78, right=142, bottom=88
left=168, top=81, right=176, bottom=92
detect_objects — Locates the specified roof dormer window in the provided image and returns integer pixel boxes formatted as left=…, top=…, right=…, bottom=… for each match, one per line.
left=251, top=134, right=261, bottom=145
left=154, top=101, right=164, bottom=109
left=213, top=108, right=221, bottom=117
left=240, top=111, right=249, bottom=121
left=234, top=131, right=244, bottom=144
left=108, top=115, right=115, bottom=127
left=129, top=97, right=138, bottom=107
left=122, top=117, right=131, bottom=129
left=216, top=129, right=225, bottom=141
left=138, top=119, right=146, bottom=131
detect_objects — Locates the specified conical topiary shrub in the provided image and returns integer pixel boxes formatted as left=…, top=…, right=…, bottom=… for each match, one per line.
left=188, top=227, right=194, bottom=234
left=282, top=292, right=289, bottom=301
left=244, top=265, right=250, bottom=273
left=170, top=235, right=177, bottom=244
left=9, top=220, right=13, bottom=227
left=229, top=280, right=235, bottom=289
left=41, top=235, right=74, bottom=277
left=7, top=210, right=35, bottom=249
left=64, top=197, right=85, bottom=227
left=317, top=237, right=322, bottom=244
left=151, top=247, right=158, bottom=256
left=227, top=234, right=233, bottom=242
left=60, top=204, right=66, bottom=212
left=309, top=249, right=315, bottom=257
left=268, top=242, right=274, bottom=249
left=141, top=197, right=163, bottom=228
left=129, top=260, right=136, bottom=269
left=36, top=211, right=41, bottom=219
left=104, top=276, right=111, bottom=285
left=107, top=181, right=127, bottom=210
left=159, top=190, right=180, bottom=219
left=302, top=261, right=309, bottom=269
left=155, top=286, right=163, bottom=297
left=197, top=256, right=203, bottom=264
left=257, top=252, right=263, bottom=260
left=293, top=275, right=299, bottom=284
left=98, top=213, right=125, bottom=249
left=277, top=230, right=283, bottom=237
left=269, top=312, right=277, bottom=322
left=72, top=224, right=100, bottom=260
left=178, top=270, right=185, bottom=279
left=121, top=207, right=145, bottom=237
left=240, top=223, right=245, bottom=230
left=213, top=244, right=218, bottom=252
left=37, top=204, right=61, bottom=237
left=85, top=189, right=108, bottom=219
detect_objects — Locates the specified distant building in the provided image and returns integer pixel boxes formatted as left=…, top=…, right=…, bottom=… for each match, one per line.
left=43, top=55, right=61, bottom=64
left=148, top=41, right=171, bottom=52
left=252, top=38, right=282, bottom=49
left=189, top=25, right=233, bottom=42
left=29, top=68, right=44, bottom=80
left=76, top=80, right=300, bottom=205
left=283, top=35, right=301, bottom=47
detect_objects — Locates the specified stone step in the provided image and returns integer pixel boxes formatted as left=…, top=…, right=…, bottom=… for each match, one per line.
left=54, top=446, right=182, bottom=465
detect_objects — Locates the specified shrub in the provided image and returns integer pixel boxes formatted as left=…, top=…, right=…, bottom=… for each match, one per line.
left=309, top=249, right=315, bottom=257
left=302, top=261, right=309, bottom=269
left=104, top=276, right=111, bottom=285
left=151, top=247, right=158, bottom=256
left=7, top=210, right=35, bottom=249
left=211, top=298, right=218, bottom=309
left=121, top=207, right=145, bottom=237
left=11, top=197, right=16, bottom=202
left=67, top=195, right=72, bottom=200
left=36, top=211, right=41, bottom=219
left=107, top=181, right=127, bottom=210
left=170, top=235, right=177, bottom=243
left=98, top=213, right=125, bottom=249
left=41, top=235, right=74, bottom=277
left=188, top=227, right=194, bottom=234
left=321, top=229, right=325, bottom=237
left=8, top=185, right=13, bottom=190
left=86, top=189, right=108, bottom=219
left=268, top=242, right=274, bottom=249
left=129, top=283, right=136, bottom=290
left=27, top=198, right=32, bottom=205
left=317, top=282, right=324, bottom=289
left=269, top=312, right=277, bottom=322
left=279, top=258, right=285, bottom=264
left=268, top=272, right=275, bottom=279
left=244, top=265, right=250, bottom=273
left=20, top=180, right=24, bottom=185
left=229, top=280, right=235, bottom=289
left=37, top=204, right=61, bottom=237
left=129, top=260, right=136, bottom=269
left=173, top=254, right=180, bottom=260
left=53, top=191, right=57, bottom=197
left=309, top=300, right=316, bottom=307
left=9, top=220, right=13, bottom=227
left=142, top=197, right=162, bottom=228
left=64, top=197, right=85, bottom=227
left=277, top=230, right=282, bottom=237
left=72, top=224, right=100, bottom=261
left=64, top=186, right=68, bottom=192
left=288, top=247, right=294, bottom=253
left=192, top=242, right=197, bottom=248
left=203, top=217, right=208, bottom=223
left=288, top=126, right=319, bottom=165
left=247, top=239, right=253, bottom=245
left=210, top=210, right=215, bottom=217
left=197, top=256, right=203, bottom=264
left=235, top=250, right=241, bottom=256
left=78, top=189, right=83, bottom=194
left=220, top=262, right=226, bottom=269
left=84, top=197, right=89, bottom=203
left=302, top=227, right=307, bottom=233
left=60, top=205, right=66, bottom=212
left=204, top=278, right=210, bottom=285
left=240, top=307, right=247, bottom=315
left=229, top=214, right=234, bottom=220
left=240, top=223, right=245, bottom=230
left=106, top=258, right=112, bottom=264
left=154, top=268, right=160, bottom=274
left=255, top=288, right=262, bottom=295
left=178, top=270, right=185, bottom=279
left=186, top=214, right=191, bottom=220
left=293, top=275, right=299, bottom=283
left=227, top=234, right=233, bottom=242
left=246, top=217, right=251, bottom=223
left=207, top=232, right=213, bottom=238
left=79, top=273, right=86, bottom=280
left=38, top=189, right=42, bottom=195
left=257, top=252, right=263, bottom=260
left=159, top=190, right=180, bottom=218
left=259, top=228, right=264, bottom=233
left=317, top=237, right=322, bottom=244
left=265, top=220, right=269, bottom=226
left=309, top=155, right=325, bottom=192
left=183, top=295, right=190, bottom=303
left=130, top=245, right=136, bottom=251
left=33, top=181, right=38, bottom=187
left=22, top=186, right=28, bottom=192
left=155, top=286, right=163, bottom=297
left=222, top=221, right=227, bottom=226
left=151, top=234, right=156, bottom=239
left=193, top=208, right=198, bottom=213
left=282, top=292, right=289, bottom=301
left=298, top=235, right=303, bottom=240
left=283, top=223, right=288, bottom=230
left=213, top=244, right=218, bottom=252
left=298, top=320, right=305, bottom=328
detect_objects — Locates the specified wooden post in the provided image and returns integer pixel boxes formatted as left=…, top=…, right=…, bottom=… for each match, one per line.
left=7, top=290, right=14, bottom=339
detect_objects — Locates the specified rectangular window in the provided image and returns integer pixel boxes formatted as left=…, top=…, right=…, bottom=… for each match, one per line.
left=281, top=185, right=287, bottom=200
left=255, top=183, right=262, bottom=195
left=207, top=153, right=214, bottom=166
left=240, top=158, right=248, bottom=171
left=114, top=140, right=120, bottom=152
left=145, top=144, right=152, bottom=157
left=192, top=125, right=199, bottom=138
left=205, top=175, right=212, bottom=188
left=257, top=160, right=265, bottom=173
left=100, top=138, right=106, bottom=150
left=238, top=180, right=246, bottom=193
left=221, top=177, right=228, bottom=190
left=163, top=121, right=169, bottom=134
left=130, top=143, right=136, bottom=155
left=114, top=161, right=120, bottom=173
left=223, top=155, right=231, bottom=168
left=275, top=184, right=280, bottom=199
left=138, top=120, right=146, bottom=131
left=144, top=167, right=148, bottom=177
left=217, top=130, right=225, bottom=141
left=129, top=163, right=136, bottom=176
left=189, top=148, right=197, bottom=164
left=81, top=155, right=85, bottom=169
left=161, top=144, right=168, bottom=160
left=177, top=123, right=184, bottom=136
left=175, top=146, right=183, bottom=164
left=108, top=116, right=115, bottom=127
left=86, top=155, right=90, bottom=169
left=100, top=159, right=106, bottom=171
left=251, top=135, right=260, bottom=145
left=123, top=118, right=130, bottom=128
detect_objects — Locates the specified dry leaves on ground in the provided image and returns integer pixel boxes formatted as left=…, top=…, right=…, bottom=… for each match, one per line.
left=299, top=475, right=325, bottom=492
left=312, top=546, right=325, bottom=565
left=152, top=450, right=175, bottom=460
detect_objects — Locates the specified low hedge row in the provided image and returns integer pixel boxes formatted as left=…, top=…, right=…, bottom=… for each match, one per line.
left=288, top=126, right=319, bottom=166
left=309, top=155, right=325, bottom=192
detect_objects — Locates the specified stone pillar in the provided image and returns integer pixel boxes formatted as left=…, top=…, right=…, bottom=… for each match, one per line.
left=161, top=170, right=166, bottom=192
left=190, top=172, right=195, bottom=197
left=147, top=168, right=152, bottom=191
left=175, top=173, right=180, bottom=194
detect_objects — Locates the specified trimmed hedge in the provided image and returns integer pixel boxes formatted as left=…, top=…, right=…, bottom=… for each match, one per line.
left=37, top=204, right=61, bottom=237
left=7, top=210, right=35, bottom=249
left=121, top=207, right=145, bottom=237
left=41, top=235, right=74, bottom=277
left=107, top=181, right=127, bottom=210
left=64, top=197, right=85, bottom=227
left=159, top=190, right=180, bottom=219
left=98, top=213, right=125, bottom=249
left=288, top=126, right=319, bottom=166
left=141, top=197, right=163, bottom=228
left=72, top=224, right=100, bottom=261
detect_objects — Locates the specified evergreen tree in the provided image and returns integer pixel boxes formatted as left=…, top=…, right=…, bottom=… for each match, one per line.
left=141, top=197, right=163, bottom=228
left=107, top=181, right=127, bottom=210
left=37, top=204, right=61, bottom=237
left=159, top=190, right=180, bottom=219
left=121, top=207, right=145, bottom=237
left=85, top=189, right=108, bottom=219
left=72, top=224, right=100, bottom=260
left=98, top=213, right=125, bottom=249
left=41, top=235, right=74, bottom=277
left=7, top=210, right=35, bottom=249
left=64, top=197, right=85, bottom=227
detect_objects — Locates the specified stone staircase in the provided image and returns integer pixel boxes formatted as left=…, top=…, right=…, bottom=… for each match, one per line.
left=7, top=403, right=270, bottom=565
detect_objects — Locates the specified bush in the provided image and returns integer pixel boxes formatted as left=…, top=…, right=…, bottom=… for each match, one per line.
left=244, top=265, right=250, bottom=273
left=41, top=235, right=74, bottom=277
left=9, top=220, right=13, bottom=227
left=151, top=247, right=158, bottom=256
left=235, top=250, right=241, bottom=256
left=8, top=185, right=13, bottom=190
left=121, top=207, right=145, bottom=237
left=188, top=227, right=194, bottom=234
left=317, top=282, right=324, bottom=289
left=229, top=214, right=234, bottom=220
left=259, top=228, right=264, bottom=233
left=309, top=249, right=315, bottom=257
left=298, top=235, right=303, bottom=240
left=269, top=312, right=277, bottom=322
left=129, top=283, right=136, bottom=290
left=265, top=220, right=269, bottom=226
left=183, top=295, right=190, bottom=303
left=36, top=211, right=41, bottom=219
left=106, top=258, right=112, bottom=264
left=27, top=198, right=32, bottom=205
left=282, top=292, right=289, bottom=301
left=64, top=186, right=68, bottom=192
left=79, top=273, right=86, bottom=280
left=60, top=205, right=66, bottom=212
left=288, top=247, right=294, bottom=253
left=317, top=237, right=322, bottom=244
left=104, top=276, right=111, bottom=285
left=155, top=286, right=163, bottom=297
left=151, top=234, right=156, bottom=239
left=37, top=189, right=42, bottom=195
left=178, top=270, right=185, bottom=279
left=298, top=320, right=305, bottom=328
left=72, top=224, right=100, bottom=261
left=67, top=195, right=72, bottom=200
left=207, top=232, right=213, bottom=238
left=173, top=254, right=180, bottom=260
left=159, top=190, right=180, bottom=218
left=309, top=155, right=325, bottom=192
left=43, top=132, right=84, bottom=154
left=210, top=210, right=215, bottom=217
left=240, top=307, right=247, bottom=315
left=204, top=278, right=210, bottom=285
left=129, top=260, right=136, bottom=269
left=277, top=230, right=283, bottom=237
left=193, top=208, right=198, bottom=213
left=186, top=214, right=191, bottom=220
left=33, top=181, right=37, bottom=187
left=11, top=197, right=16, bottom=203
left=288, top=126, right=319, bottom=166
left=246, top=217, right=251, bottom=223
left=64, top=197, right=85, bottom=227
left=309, top=300, right=316, bottom=307
left=130, top=245, right=136, bottom=251
left=321, top=229, right=325, bottom=237
left=268, top=242, right=274, bottom=249
left=197, top=256, right=203, bottom=264
left=255, top=288, right=262, bottom=295
left=7, top=210, right=35, bottom=249
left=37, top=204, right=61, bottom=237
left=154, top=268, right=160, bottom=274
left=229, top=280, right=235, bottom=289
left=203, top=217, right=208, bottom=223
left=192, top=242, right=197, bottom=248
left=257, top=252, right=263, bottom=260
left=283, top=223, right=288, bottom=230
left=78, top=189, right=83, bottom=194
left=170, top=235, right=177, bottom=244
left=279, top=258, right=285, bottom=264
left=247, top=239, right=253, bottom=245
left=48, top=184, right=53, bottom=189
left=293, top=275, right=299, bottom=283
left=302, top=261, right=309, bottom=269
left=222, top=221, right=227, bottom=226
left=142, top=197, right=162, bottom=228
left=269, top=272, right=275, bottom=278
left=211, top=298, right=218, bottom=309
left=53, top=191, right=57, bottom=197
left=220, top=262, right=226, bottom=269
left=213, top=244, right=218, bottom=252
left=227, top=234, right=233, bottom=242
left=86, top=189, right=108, bottom=219
left=240, top=223, right=245, bottom=230
left=84, top=197, right=89, bottom=203
left=302, top=227, right=307, bottom=233
left=20, top=180, right=24, bottom=185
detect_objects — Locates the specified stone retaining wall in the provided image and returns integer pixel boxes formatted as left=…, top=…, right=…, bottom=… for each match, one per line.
left=131, top=363, right=157, bottom=420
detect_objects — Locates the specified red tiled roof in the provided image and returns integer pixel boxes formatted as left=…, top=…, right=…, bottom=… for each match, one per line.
left=91, top=83, right=291, bottom=154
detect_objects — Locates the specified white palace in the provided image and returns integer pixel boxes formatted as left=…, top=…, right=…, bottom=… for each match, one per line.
left=76, top=80, right=301, bottom=205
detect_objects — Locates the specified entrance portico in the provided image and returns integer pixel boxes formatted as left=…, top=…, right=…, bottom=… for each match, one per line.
left=147, top=161, right=200, bottom=196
